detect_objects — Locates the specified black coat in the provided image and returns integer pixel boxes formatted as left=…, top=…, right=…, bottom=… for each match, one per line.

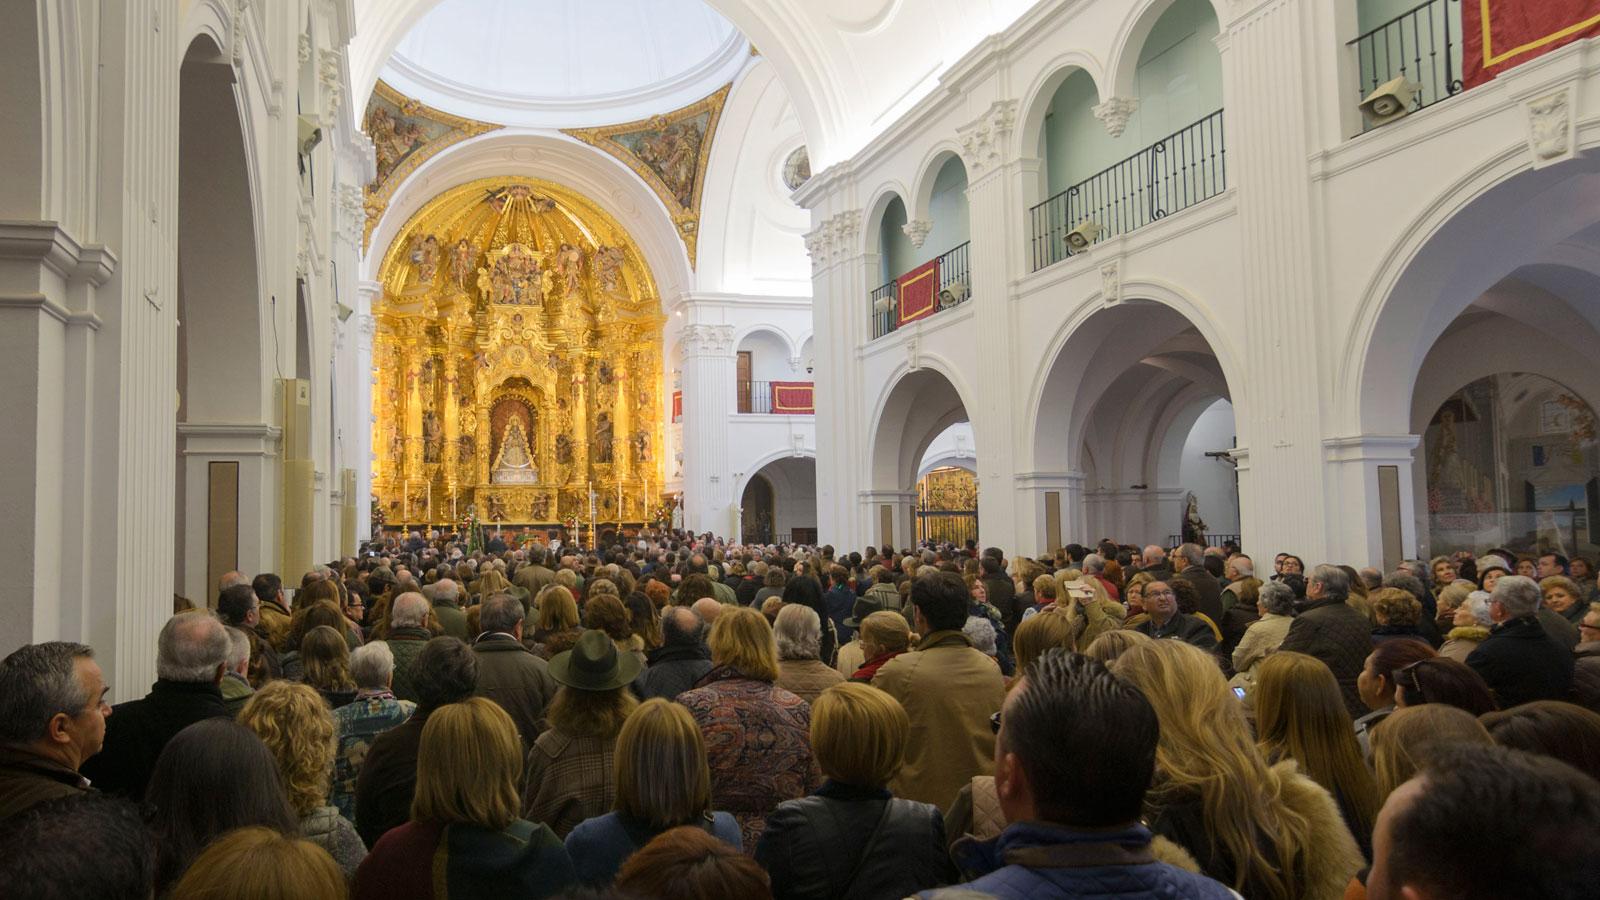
left=1136, top=612, right=1218, bottom=651
left=634, top=642, right=713, bottom=701
left=78, top=679, right=229, bottom=800
left=354, top=710, right=429, bottom=848
left=754, top=781, right=955, bottom=900
left=982, top=575, right=1021, bottom=633
left=1176, top=566, right=1224, bottom=623
left=1467, top=615, right=1575, bottom=708
left=1279, top=598, right=1374, bottom=718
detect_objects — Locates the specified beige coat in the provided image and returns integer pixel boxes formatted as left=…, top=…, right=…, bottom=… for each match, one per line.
left=1230, top=612, right=1294, bottom=675
left=776, top=657, right=846, bottom=705
left=872, top=630, right=1006, bottom=812
left=834, top=640, right=866, bottom=677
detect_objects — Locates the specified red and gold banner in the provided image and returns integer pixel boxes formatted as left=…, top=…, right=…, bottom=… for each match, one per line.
left=896, top=257, right=941, bottom=328
left=671, top=390, right=682, bottom=422
left=1464, top=1, right=1600, bottom=88
left=772, top=381, right=815, bottom=414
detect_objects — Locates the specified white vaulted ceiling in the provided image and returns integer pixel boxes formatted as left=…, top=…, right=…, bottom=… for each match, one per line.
left=351, top=0, right=1037, bottom=165
left=380, top=0, right=750, bottom=128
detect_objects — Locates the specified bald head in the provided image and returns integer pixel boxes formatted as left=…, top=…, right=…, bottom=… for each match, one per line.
left=1142, top=545, right=1165, bottom=567
left=661, top=606, right=705, bottom=647
left=691, top=597, right=722, bottom=625
left=217, top=571, right=247, bottom=591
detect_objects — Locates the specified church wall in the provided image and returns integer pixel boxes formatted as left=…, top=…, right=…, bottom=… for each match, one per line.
left=1177, top=399, right=1240, bottom=538
left=800, top=0, right=1600, bottom=564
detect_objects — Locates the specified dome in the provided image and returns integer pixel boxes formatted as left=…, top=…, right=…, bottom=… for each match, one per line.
left=381, top=0, right=749, bottom=128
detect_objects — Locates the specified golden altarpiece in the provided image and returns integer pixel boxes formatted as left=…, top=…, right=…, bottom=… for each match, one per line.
left=372, top=177, right=666, bottom=526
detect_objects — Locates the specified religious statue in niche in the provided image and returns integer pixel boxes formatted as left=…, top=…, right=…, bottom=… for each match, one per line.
left=532, top=494, right=550, bottom=521
left=555, top=243, right=584, bottom=296
left=485, top=493, right=508, bottom=522
left=1181, top=494, right=1207, bottom=545
left=631, top=430, right=649, bottom=464
left=491, top=417, right=537, bottom=484
left=449, top=238, right=477, bottom=288
left=422, top=411, right=442, bottom=464
left=555, top=434, right=574, bottom=466
left=457, top=432, right=474, bottom=466
left=594, top=246, right=626, bottom=294
left=409, top=234, right=441, bottom=285
left=484, top=243, right=551, bottom=305
left=419, top=357, right=437, bottom=398
left=595, top=412, right=615, bottom=464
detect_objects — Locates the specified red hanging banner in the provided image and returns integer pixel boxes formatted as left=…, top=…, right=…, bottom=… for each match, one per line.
left=1464, top=1, right=1600, bottom=88
left=671, top=391, right=682, bottom=422
left=896, top=257, right=941, bottom=328
left=771, top=381, right=815, bottom=414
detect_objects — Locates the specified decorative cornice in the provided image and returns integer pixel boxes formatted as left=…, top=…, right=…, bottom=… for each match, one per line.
left=319, top=48, right=344, bottom=117
left=1092, top=97, right=1140, bottom=138
left=679, top=323, right=736, bottom=357
left=956, top=100, right=1019, bottom=177
left=803, top=209, right=863, bottom=274
left=563, top=84, right=733, bottom=269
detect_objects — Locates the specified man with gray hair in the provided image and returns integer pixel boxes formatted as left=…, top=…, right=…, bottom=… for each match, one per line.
left=637, top=607, right=712, bottom=701
left=80, top=613, right=232, bottom=798
left=219, top=626, right=254, bottom=716
left=386, top=592, right=434, bottom=703
left=1279, top=564, right=1373, bottom=717
left=428, top=578, right=468, bottom=641
left=0, top=642, right=109, bottom=818
left=1081, top=553, right=1120, bottom=602
left=1174, top=542, right=1223, bottom=623
left=330, top=641, right=414, bottom=820
left=1466, top=575, right=1574, bottom=707
left=1140, top=545, right=1173, bottom=582
left=471, top=594, right=557, bottom=749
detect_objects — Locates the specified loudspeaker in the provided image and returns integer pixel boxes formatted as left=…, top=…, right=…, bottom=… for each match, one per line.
left=1065, top=219, right=1103, bottom=253
left=1359, top=76, right=1421, bottom=127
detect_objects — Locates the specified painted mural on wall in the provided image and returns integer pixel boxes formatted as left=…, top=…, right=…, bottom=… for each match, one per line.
left=1424, top=373, right=1600, bottom=557
left=563, top=84, right=731, bottom=267
left=361, top=81, right=500, bottom=250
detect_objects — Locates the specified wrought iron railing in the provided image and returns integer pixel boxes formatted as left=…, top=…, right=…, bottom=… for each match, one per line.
left=1350, top=0, right=1463, bottom=128
left=1030, top=110, right=1226, bottom=272
left=735, top=380, right=815, bottom=415
left=1166, top=533, right=1242, bottom=549
left=870, top=241, right=974, bottom=340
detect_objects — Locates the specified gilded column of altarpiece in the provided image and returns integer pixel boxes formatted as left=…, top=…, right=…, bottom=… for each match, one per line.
left=372, top=177, right=665, bottom=526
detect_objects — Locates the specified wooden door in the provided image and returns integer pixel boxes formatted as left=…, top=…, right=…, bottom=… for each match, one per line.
left=736, top=351, right=752, bottom=413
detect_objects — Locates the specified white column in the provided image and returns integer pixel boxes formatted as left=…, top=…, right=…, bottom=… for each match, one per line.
left=807, top=208, right=866, bottom=549
left=958, top=101, right=1022, bottom=553
left=679, top=323, right=735, bottom=533
left=860, top=490, right=917, bottom=548
left=1220, top=1, right=1334, bottom=560
left=1323, top=434, right=1421, bottom=569
left=1015, top=472, right=1085, bottom=555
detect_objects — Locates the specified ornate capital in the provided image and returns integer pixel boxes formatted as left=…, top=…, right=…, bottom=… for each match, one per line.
left=902, top=218, right=933, bottom=250
left=319, top=49, right=344, bottom=116
left=680, top=323, right=736, bottom=358
left=803, top=209, right=864, bottom=274
left=231, top=0, right=251, bottom=66
left=957, top=100, right=1019, bottom=176
left=1526, top=88, right=1574, bottom=167
left=1092, top=97, right=1139, bottom=138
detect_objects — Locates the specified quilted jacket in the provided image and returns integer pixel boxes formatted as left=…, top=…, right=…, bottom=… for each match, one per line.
left=1278, top=598, right=1373, bottom=717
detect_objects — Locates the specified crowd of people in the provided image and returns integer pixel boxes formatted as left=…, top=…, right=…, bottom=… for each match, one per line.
left=2, top=531, right=1599, bottom=899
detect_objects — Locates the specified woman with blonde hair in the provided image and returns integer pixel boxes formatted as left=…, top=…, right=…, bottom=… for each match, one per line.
left=1254, top=652, right=1381, bottom=858
left=1080, top=628, right=1153, bottom=665
left=756, top=683, right=955, bottom=899
left=354, top=697, right=577, bottom=899
left=679, top=605, right=821, bottom=850
left=847, top=609, right=912, bottom=682
left=1370, top=703, right=1492, bottom=800
left=1011, top=608, right=1076, bottom=674
left=300, top=624, right=358, bottom=708
left=472, top=566, right=513, bottom=603
left=564, top=698, right=741, bottom=885
left=530, top=584, right=582, bottom=659
left=239, top=681, right=368, bottom=878
left=1112, top=640, right=1362, bottom=899
left=1123, top=571, right=1154, bottom=621
left=171, top=826, right=345, bottom=900
left=524, top=630, right=642, bottom=838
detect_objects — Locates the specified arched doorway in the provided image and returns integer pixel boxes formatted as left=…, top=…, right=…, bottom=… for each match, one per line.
left=739, top=456, right=818, bottom=545
left=175, top=34, right=266, bottom=604
left=868, top=367, right=974, bottom=548
left=1031, top=298, right=1238, bottom=550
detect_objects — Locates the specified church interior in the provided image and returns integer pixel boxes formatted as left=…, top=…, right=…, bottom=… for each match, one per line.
left=6, top=0, right=1600, bottom=699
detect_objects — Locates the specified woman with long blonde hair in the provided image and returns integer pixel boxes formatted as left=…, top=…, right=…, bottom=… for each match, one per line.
left=564, top=698, right=741, bottom=885
left=1370, top=703, right=1492, bottom=800
left=1112, top=640, right=1361, bottom=899
left=1254, top=652, right=1381, bottom=858
left=239, top=681, right=368, bottom=878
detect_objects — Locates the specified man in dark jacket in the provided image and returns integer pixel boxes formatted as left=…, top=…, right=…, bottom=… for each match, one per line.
left=355, top=636, right=477, bottom=847
left=980, top=556, right=1020, bottom=633
left=472, top=595, right=558, bottom=749
left=945, top=651, right=1234, bottom=899
left=385, top=593, right=435, bottom=702
left=79, top=614, right=231, bottom=799
left=1173, top=543, right=1223, bottom=622
left=1137, top=545, right=1174, bottom=583
left=634, top=608, right=712, bottom=701
left=1467, top=575, right=1574, bottom=708
left=1133, top=581, right=1217, bottom=651
left=1279, top=565, right=1373, bottom=717
left=0, top=642, right=109, bottom=820
left=823, top=565, right=858, bottom=641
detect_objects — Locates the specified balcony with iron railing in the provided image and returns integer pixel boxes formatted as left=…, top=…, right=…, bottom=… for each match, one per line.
left=1029, top=109, right=1226, bottom=272
left=869, top=241, right=972, bottom=340
left=1350, top=0, right=1463, bottom=130
left=735, top=380, right=814, bottom=415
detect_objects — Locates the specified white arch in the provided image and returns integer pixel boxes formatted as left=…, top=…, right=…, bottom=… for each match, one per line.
left=1105, top=0, right=1232, bottom=101
left=734, top=447, right=819, bottom=503
left=362, top=130, right=694, bottom=299
left=732, top=323, right=801, bottom=359
left=866, top=354, right=980, bottom=492
left=859, top=179, right=912, bottom=257
left=1015, top=52, right=1108, bottom=161
left=907, top=143, right=969, bottom=223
